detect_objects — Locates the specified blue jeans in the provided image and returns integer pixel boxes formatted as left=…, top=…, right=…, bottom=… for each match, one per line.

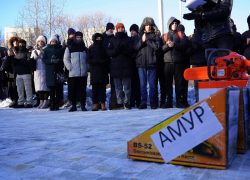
left=138, top=67, right=157, bottom=105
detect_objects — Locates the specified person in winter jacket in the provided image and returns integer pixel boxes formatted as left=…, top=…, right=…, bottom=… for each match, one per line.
left=241, top=15, right=250, bottom=60
left=161, top=17, right=188, bottom=108
left=87, top=33, right=110, bottom=111
left=64, top=31, right=88, bottom=112
left=107, top=23, right=134, bottom=110
left=129, top=24, right=141, bottom=108
left=183, top=0, right=234, bottom=51
left=135, top=17, right=161, bottom=109
left=62, top=28, right=76, bottom=108
left=186, top=22, right=207, bottom=102
left=177, top=24, right=190, bottom=107
left=30, top=35, right=50, bottom=109
left=0, top=35, right=20, bottom=107
left=13, top=39, right=33, bottom=108
left=0, top=52, right=8, bottom=100
left=43, top=35, right=64, bottom=111
left=230, top=18, right=242, bottom=54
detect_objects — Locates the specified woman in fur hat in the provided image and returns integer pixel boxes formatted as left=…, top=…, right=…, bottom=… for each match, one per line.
left=30, top=35, right=50, bottom=109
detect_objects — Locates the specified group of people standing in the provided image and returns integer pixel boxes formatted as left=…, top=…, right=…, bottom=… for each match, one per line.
left=1, top=2, right=250, bottom=112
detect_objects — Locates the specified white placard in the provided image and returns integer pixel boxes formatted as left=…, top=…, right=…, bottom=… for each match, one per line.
left=150, top=101, right=223, bottom=163
left=185, top=0, right=207, bottom=9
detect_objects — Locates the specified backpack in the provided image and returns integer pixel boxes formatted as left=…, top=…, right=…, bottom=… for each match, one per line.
left=164, top=31, right=182, bottom=42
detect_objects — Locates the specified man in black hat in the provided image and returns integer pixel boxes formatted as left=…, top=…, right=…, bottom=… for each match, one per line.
left=242, top=15, right=250, bottom=60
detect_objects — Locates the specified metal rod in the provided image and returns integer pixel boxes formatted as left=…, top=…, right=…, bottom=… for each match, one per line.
left=158, top=0, right=164, bottom=35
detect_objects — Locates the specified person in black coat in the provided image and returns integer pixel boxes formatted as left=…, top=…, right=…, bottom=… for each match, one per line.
left=135, top=17, right=161, bottom=110
left=186, top=22, right=207, bottom=102
left=230, top=18, right=242, bottom=54
left=242, top=15, right=250, bottom=60
left=107, top=23, right=134, bottom=110
left=183, top=0, right=234, bottom=51
left=13, top=39, right=33, bottom=108
left=0, top=52, right=8, bottom=100
left=162, top=17, right=188, bottom=108
left=129, top=24, right=141, bottom=108
left=87, top=33, right=110, bottom=111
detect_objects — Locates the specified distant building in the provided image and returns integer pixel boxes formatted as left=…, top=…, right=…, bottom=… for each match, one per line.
left=5, top=27, right=37, bottom=47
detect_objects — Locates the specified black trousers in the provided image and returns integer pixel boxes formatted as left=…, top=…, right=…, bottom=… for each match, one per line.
left=70, top=77, right=87, bottom=106
left=67, top=78, right=71, bottom=101
left=130, top=67, right=141, bottom=107
left=50, top=85, right=62, bottom=103
left=8, top=79, right=18, bottom=100
left=204, top=35, right=234, bottom=53
left=156, top=66, right=166, bottom=106
left=164, top=63, right=184, bottom=101
left=92, top=83, right=106, bottom=104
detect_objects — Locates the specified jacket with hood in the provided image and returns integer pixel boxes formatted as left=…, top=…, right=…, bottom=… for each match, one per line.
left=63, top=35, right=89, bottom=78
left=102, top=32, right=114, bottom=50
left=13, top=47, right=31, bottom=75
left=4, top=36, right=21, bottom=78
left=30, top=45, right=49, bottom=92
left=200, top=0, right=233, bottom=43
left=241, top=16, right=250, bottom=60
left=42, top=36, right=64, bottom=87
left=135, top=17, right=161, bottom=68
left=107, top=31, right=134, bottom=78
left=161, top=17, right=188, bottom=63
left=87, top=33, right=110, bottom=85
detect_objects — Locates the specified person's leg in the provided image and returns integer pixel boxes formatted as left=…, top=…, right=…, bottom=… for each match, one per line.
left=138, top=67, right=147, bottom=106
left=134, top=68, right=141, bottom=107
left=130, top=74, right=136, bottom=107
left=100, top=83, right=107, bottom=110
left=23, top=74, right=33, bottom=106
left=148, top=68, right=157, bottom=108
left=174, top=63, right=186, bottom=108
left=70, top=77, right=77, bottom=106
left=80, top=76, right=87, bottom=111
left=38, top=91, right=44, bottom=108
left=44, top=91, right=49, bottom=100
left=164, top=63, right=174, bottom=103
left=122, top=77, right=131, bottom=105
left=16, top=75, right=25, bottom=106
left=155, top=70, right=159, bottom=107
left=8, top=80, right=13, bottom=100
left=182, top=62, right=190, bottom=105
left=92, top=83, right=99, bottom=104
left=158, top=67, right=166, bottom=107
left=113, top=77, right=124, bottom=108
left=49, top=86, right=56, bottom=110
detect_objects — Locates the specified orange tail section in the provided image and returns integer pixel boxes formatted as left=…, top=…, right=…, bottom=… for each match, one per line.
left=184, top=67, right=214, bottom=81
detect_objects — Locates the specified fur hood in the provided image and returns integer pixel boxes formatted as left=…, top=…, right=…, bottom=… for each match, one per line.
left=167, top=17, right=180, bottom=31
left=139, top=17, right=160, bottom=35
left=8, top=36, right=21, bottom=48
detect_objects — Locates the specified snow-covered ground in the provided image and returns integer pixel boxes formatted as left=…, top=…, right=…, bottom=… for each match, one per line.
left=0, top=87, right=249, bottom=180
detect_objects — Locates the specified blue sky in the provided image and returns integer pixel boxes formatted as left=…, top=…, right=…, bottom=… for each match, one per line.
left=1, top=0, right=250, bottom=37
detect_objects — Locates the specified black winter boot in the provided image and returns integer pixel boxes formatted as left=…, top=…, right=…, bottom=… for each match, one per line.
left=162, top=101, right=173, bottom=109
left=69, top=105, right=77, bottom=112
left=125, top=103, right=131, bottom=110
left=9, top=99, right=18, bottom=108
left=50, top=102, right=55, bottom=111
left=81, top=105, right=87, bottom=111
left=55, top=102, right=59, bottom=111
left=116, top=104, right=124, bottom=110
left=138, top=103, right=147, bottom=109
left=150, top=104, right=157, bottom=109
left=25, top=104, right=33, bottom=108
left=14, top=104, right=25, bottom=108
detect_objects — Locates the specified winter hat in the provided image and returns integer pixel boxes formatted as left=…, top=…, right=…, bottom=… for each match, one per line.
left=106, top=23, right=114, bottom=31
left=75, top=31, right=83, bottom=37
left=129, top=24, right=139, bottom=33
left=49, top=35, right=58, bottom=44
left=116, top=23, right=125, bottom=31
left=68, top=28, right=76, bottom=36
left=52, top=34, right=60, bottom=44
left=36, top=35, right=46, bottom=44
left=18, top=39, right=26, bottom=45
left=177, top=24, right=185, bottom=32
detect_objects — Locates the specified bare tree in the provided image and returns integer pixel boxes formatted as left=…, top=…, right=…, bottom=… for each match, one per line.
left=15, top=0, right=66, bottom=41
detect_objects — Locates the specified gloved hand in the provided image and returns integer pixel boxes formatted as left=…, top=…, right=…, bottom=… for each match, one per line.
left=183, top=12, right=202, bottom=21
left=51, top=55, right=57, bottom=63
left=52, top=59, right=60, bottom=64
